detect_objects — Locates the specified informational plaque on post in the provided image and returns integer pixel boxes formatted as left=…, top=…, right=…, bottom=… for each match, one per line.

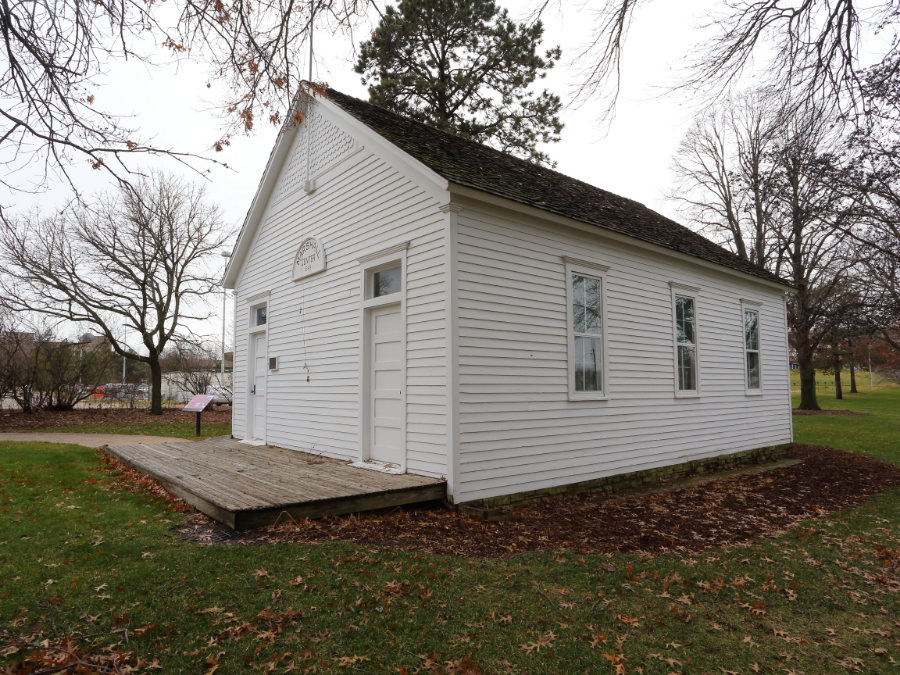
left=184, top=395, right=215, bottom=412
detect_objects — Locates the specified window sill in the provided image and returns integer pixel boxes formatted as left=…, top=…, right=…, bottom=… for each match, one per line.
left=674, top=390, right=700, bottom=399
left=362, top=295, right=401, bottom=309
left=744, top=389, right=764, bottom=396
left=568, top=393, right=610, bottom=402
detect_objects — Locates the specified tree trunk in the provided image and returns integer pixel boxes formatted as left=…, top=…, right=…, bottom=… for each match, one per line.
left=850, top=363, right=858, bottom=394
left=834, top=352, right=843, bottom=400
left=797, top=347, right=820, bottom=410
left=149, top=357, right=163, bottom=415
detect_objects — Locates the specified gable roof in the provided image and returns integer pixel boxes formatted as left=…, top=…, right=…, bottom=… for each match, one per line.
left=326, top=88, right=791, bottom=288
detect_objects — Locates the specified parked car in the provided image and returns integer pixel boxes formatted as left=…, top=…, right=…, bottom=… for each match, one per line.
left=208, top=386, right=233, bottom=405
left=104, top=383, right=144, bottom=401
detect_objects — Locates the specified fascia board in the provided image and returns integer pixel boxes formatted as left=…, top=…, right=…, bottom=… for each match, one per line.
left=448, top=184, right=796, bottom=294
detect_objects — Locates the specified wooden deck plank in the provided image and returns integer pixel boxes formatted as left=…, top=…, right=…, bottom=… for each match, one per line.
left=123, top=443, right=356, bottom=505
left=103, top=436, right=446, bottom=530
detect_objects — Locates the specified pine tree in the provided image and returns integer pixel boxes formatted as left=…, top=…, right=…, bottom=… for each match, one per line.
left=355, top=0, right=563, bottom=165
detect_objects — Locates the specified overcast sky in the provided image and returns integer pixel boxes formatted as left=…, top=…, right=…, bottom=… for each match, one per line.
left=2, top=0, right=723, bottom=349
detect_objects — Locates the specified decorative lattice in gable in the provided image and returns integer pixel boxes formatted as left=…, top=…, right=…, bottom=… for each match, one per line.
left=272, top=109, right=357, bottom=203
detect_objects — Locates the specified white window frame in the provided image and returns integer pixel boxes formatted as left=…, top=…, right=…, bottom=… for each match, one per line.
left=249, top=301, right=269, bottom=335
left=356, top=242, right=409, bottom=470
left=564, top=256, right=610, bottom=401
left=741, top=299, right=764, bottom=395
left=669, top=282, right=701, bottom=398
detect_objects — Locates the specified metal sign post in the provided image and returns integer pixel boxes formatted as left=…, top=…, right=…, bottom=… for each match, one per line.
left=183, top=395, right=216, bottom=437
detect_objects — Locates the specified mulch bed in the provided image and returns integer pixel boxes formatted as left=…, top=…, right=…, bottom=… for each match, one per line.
left=160, top=445, right=900, bottom=558
left=792, top=408, right=871, bottom=416
left=0, top=406, right=232, bottom=431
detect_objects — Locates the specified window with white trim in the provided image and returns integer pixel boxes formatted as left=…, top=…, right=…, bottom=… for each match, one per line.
left=255, top=306, right=267, bottom=327
left=674, top=295, right=697, bottom=392
left=564, top=257, right=609, bottom=400
left=744, top=309, right=761, bottom=389
left=572, top=273, right=603, bottom=393
left=372, top=265, right=401, bottom=298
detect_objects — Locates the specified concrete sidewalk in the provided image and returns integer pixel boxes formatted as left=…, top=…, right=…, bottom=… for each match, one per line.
left=0, top=433, right=194, bottom=448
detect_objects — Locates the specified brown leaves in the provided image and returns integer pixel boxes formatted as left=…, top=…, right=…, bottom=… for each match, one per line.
left=0, top=634, right=139, bottom=675
left=198, top=445, right=900, bottom=559
left=588, top=633, right=607, bottom=648
left=382, top=580, right=406, bottom=598
left=519, top=631, right=555, bottom=655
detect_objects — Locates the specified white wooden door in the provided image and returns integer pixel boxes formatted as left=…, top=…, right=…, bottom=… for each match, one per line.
left=369, top=304, right=403, bottom=465
left=250, top=332, right=267, bottom=440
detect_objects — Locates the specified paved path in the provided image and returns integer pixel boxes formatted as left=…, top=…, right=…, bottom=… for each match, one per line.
left=0, top=432, right=194, bottom=448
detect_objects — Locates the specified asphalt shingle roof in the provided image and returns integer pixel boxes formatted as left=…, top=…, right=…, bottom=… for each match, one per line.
left=326, top=88, right=791, bottom=288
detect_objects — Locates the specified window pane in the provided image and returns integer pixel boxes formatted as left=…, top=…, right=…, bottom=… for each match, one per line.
left=373, top=266, right=401, bottom=297
left=573, top=274, right=601, bottom=336
left=678, top=345, right=696, bottom=391
left=573, top=275, right=585, bottom=306
left=585, top=277, right=601, bottom=335
left=573, top=302, right=586, bottom=334
left=676, top=296, right=694, bottom=344
left=574, top=336, right=602, bottom=392
left=256, top=307, right=267, bottom=326
left=574, top=335, right=585, bottom=391
left=747, top=351, right=760, bottom=389
left=745, top=310, right=759, bottom=350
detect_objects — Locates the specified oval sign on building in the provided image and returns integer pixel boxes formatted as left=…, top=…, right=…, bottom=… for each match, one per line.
left=293, top=236, right=326, bottom=281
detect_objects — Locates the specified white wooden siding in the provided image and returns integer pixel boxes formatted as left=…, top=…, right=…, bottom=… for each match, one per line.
left=233, top=103, right=447, bottom=477
left=455, top=201, right=791, bottom=503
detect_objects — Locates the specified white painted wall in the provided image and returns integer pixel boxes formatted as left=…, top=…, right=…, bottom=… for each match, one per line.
left=232, top=102, right=448, bottom=477
left=454, top=198, right=792, bottom=504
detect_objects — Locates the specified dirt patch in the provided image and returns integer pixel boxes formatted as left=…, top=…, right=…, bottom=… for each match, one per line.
left=792, top=408, right=871, bottom=416
left=0, top=405, right=232, bottom=431
left=166, top=445, right=900, bottom=558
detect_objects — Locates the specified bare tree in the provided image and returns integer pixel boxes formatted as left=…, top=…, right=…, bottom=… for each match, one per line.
left=545, top=0, right=897, bottom=124
left=670, top=90, right=783, bottom=270
left=0, top=318, right=52, bottom=412
left=672, top=93, right=861, bottom=409
left=0, top=315, right=115, bottom=411
left=0, top=172, right=232, bottom=414
left=0, top=0, right=352, bottom=194
left=825, top=61, right=900, bottom=352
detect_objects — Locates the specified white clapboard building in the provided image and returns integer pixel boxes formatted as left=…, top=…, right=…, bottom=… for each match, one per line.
left=223, top=85, right=794, bottom=506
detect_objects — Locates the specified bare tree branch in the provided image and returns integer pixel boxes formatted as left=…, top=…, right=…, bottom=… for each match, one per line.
left=0, top=171, right=233, bottom=413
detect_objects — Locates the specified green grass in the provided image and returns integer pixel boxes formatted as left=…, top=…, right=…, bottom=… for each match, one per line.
left=792, top=388, right=900, bottom=464
left=28, top=420, right=232, bottom=440
left=3, top=396, right=900, bottom=673
left=789, top=369, right=898, bottom=391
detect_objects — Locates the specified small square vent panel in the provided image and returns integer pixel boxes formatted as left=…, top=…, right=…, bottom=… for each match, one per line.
left=269, top=356, right=278, bottom=371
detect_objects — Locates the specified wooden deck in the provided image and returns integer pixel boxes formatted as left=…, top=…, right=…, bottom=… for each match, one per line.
left=103, top=437, right=446, bottom=530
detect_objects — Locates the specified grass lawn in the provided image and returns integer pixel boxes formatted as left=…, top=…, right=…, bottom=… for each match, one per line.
left=2, top=396, right=900, bottom=674
left=791, top=388, right=900, bottom=464
left=28, top=420, right=233, bottom=441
